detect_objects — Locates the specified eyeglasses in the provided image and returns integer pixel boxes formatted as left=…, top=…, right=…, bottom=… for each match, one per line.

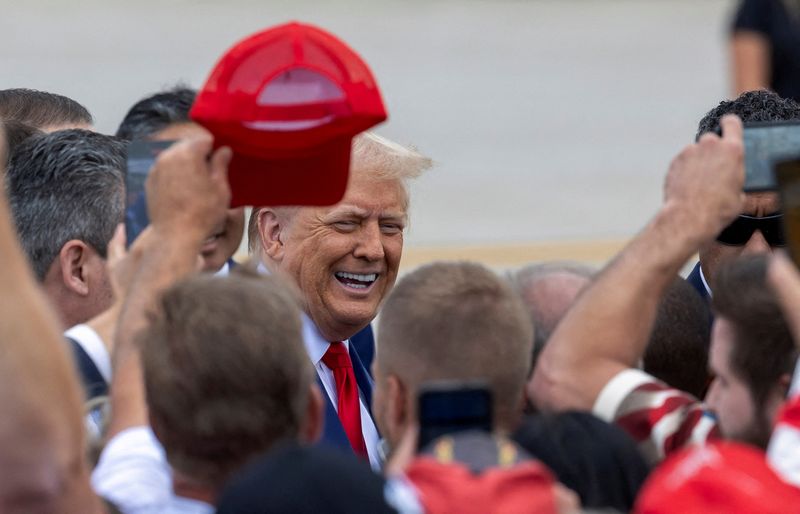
left=716, top=213, right=785, bottom=246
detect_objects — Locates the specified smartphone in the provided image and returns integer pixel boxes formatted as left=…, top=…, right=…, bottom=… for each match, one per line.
left=741, top=121, right=800, bottom=192
left=774, top=157, right=800, bottom=266
left=417, top=382, right=492, bottom=450
left=125, top=140, right=175, bottom=246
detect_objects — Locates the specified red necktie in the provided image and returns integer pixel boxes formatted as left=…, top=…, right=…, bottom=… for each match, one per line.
left=321, top=342, right=368, bottom=459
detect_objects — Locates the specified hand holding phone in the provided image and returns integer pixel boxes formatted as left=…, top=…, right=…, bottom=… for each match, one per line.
left=742, top=121, right=800, bottom=191
left=125, top=140, right=175, bottom=246
left=774, top=157, right=800, bottom=266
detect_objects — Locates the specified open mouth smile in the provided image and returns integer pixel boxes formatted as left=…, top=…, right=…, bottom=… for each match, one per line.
left=334, top=271, right=379, bottom=290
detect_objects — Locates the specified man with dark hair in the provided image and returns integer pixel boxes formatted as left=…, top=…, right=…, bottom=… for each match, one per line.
left=115, top=87, right=195, bottom=141
left=644, top=277, right=711, bottom=399
left=687, top=90, right=800, bottom=298
left=5, top=129, right=125, bottom=329
left=0, top=88, right=92, bottom=132
left=116, top=87, right=244, bottom=274
left=531, top=116, right=799, bottom=468
left=707, top=256, right=797, bottom=447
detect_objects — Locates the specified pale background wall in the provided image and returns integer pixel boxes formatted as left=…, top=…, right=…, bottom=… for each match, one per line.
left=0, top=0, right=738, bottom=267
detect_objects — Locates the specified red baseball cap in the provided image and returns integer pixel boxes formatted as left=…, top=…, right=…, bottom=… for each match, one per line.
left=635, top=442, right=800, bottom=514
left=191, top=21, right=387, bottom=207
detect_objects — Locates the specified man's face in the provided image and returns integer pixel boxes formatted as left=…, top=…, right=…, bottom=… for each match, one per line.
left=150, top=122, right=245, bottom=272
left=705, top=318, right=768, bottom=446
left=699, top=192, right=780, bottom=288
left=274, top=173, right=407, bottom=341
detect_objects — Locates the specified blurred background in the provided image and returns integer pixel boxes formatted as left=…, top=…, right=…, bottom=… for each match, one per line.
left=0, top=0, right=739, bottom=268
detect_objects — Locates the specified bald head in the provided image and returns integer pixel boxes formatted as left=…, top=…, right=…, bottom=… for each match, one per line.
left=511, top=262, right=595, bottom=369
left=377, top=261, right=533, bottom=431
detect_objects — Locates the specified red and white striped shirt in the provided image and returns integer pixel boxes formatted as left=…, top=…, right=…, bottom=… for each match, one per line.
left=593, top=369, right=720, bottom=465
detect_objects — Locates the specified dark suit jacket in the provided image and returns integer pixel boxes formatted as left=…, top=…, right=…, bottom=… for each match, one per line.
left=349, top=324, right=375, bottom=372
left=686, top=262, right=710, bottom=302
left=318, top=341, right=377, bottom=455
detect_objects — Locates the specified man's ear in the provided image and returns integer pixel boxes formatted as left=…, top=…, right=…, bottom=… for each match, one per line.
left=258, top=209, right=285, bottom=263
left=300, top=383, right=325, bottom=444
left=387, top=374, right=410, bottom=438
left=58, top=240, right=91, bottom=296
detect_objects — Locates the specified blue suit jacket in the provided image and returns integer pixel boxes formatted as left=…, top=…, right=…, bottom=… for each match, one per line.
left=686, top=262, right=710, bottom=302
left=349, top=324, right=375, bottom=371
left=318, top=339, right=377, bottom=455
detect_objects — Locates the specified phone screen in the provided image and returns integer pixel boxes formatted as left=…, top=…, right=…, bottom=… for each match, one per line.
left=775, top=158, right=800, bottom=266
left=417, top=384, right=492, bottom=450
left=125, top=140, right=175, bottom=246
left=743, top=121, right=800, bottom=192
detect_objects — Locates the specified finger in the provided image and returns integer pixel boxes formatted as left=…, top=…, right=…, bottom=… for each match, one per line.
left=107, top=224, right=127, bottom=264
left=209, top=146, right=233, bottom=182
left=185, top=133, right=214, bottom=156
left=768, top=251, right=800, bottom=342
left=719, top=114, right=744, bottom=144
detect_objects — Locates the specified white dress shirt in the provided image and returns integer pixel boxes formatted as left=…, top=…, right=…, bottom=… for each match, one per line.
left=699, top=265, right=713, bottom=297
left=92, top=426, right=213, bottom=514
left=301, top=313, right=382, bottom=470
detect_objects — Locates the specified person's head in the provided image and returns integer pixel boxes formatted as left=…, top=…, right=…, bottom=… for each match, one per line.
left=510, top=261, right=595, bottom=372
left=117, top=86, right=244, bottom=272
left=0, top=88, right=92, bottom=132
left=513, top=412, right=650, bottom=513
left=216, top=444, right=399, bottom=514
left=374, top=261, right=534, bottom=450
left=257, top=133, right=431, bottom=342
left=695, top=90, right=800, bottom=288
left=140, top=271, right=322, bottom=494
left=643, top=277, right=711, bottom=399
left=705, top=255, right=797, bottom=448
left=5, top=129, right=125, bottom=329
left=0, top=120, right=42, bottom=175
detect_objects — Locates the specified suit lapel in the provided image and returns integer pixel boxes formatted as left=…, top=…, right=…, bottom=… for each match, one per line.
left=317, top=374, right=352, bottom=451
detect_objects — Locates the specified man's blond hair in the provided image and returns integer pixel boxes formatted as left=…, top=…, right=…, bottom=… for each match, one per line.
left=377, top=261, right=534, bottom=431
left=141, top=271, right=313, bottom=487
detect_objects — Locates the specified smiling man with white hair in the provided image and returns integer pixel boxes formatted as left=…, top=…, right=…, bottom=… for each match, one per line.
left=255, top=132, right=431, bottom=468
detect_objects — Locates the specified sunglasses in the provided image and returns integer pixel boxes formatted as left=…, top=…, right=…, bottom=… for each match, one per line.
left=716, top=213, right=785, bottom=246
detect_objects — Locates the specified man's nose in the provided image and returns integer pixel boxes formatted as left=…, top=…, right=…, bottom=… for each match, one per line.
left=353, top=223, right=385, bottom=261
left=742, top=229, right=772, bottom=255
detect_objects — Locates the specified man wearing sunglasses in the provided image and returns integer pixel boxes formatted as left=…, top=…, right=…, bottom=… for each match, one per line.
left=687, top=90, right=800, bottom=299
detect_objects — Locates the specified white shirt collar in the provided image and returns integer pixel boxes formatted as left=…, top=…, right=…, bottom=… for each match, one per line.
left=302, top=313, right=349, bottom=365
left=699, top=265, right=713, bottom=297
left=213, top=261, right=230, bottom=276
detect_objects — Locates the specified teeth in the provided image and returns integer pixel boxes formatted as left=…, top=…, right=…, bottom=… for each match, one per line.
left=335, top=272, right=377, bottom=283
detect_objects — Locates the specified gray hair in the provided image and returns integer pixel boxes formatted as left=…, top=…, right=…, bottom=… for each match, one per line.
left=5, top=129, right=126, bottom=280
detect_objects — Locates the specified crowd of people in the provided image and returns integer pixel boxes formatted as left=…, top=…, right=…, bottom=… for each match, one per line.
left=3, top=11, right=800, bottom=514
